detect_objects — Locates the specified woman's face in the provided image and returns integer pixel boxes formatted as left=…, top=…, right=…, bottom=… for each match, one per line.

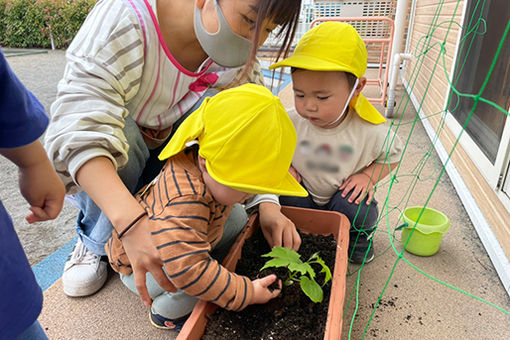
left=199, top=0, right=278, bottom=47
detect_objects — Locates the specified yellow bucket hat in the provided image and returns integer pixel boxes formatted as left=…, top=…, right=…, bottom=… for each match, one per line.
left=270, top=22, right=386, bottom=125
left=159, top=84, right=307, bottom=197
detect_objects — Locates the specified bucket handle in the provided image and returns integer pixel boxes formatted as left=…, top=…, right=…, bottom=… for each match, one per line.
left=395, top=222, right=408, bottom=231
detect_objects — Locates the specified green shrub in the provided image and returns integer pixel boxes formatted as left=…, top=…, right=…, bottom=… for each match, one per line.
left=0, top=0, right=6, bottom=45
left=1, top=0, right=96, bottom=49
left=44, top=0, right=96, bottom=49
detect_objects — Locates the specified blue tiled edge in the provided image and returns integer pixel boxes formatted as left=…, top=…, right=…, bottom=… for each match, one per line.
left=33, top=237, right=76, bottom=291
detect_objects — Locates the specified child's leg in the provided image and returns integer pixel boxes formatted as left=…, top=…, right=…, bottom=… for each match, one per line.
left=327, top=190, right=379, bottom=263
left=120, top=271, right=199, bottom=320
left=210, top=203, right=248, bottom=261
left=279, top=193, right=319, bottom=209
left=120, top=204, right=248, bottom=321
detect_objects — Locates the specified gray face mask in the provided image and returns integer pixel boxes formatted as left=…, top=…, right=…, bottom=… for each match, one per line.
left=194, top=0, right=253, bottom=68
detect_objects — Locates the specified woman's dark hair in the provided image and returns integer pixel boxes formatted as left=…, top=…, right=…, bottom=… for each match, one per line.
left=249, top=0, right=302, bottom=62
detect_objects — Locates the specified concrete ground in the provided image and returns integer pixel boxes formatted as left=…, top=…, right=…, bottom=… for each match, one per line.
left=3, top=50, right=510, bottom=339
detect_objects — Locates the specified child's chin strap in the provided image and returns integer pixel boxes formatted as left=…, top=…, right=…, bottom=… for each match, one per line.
left=327, top=78, right=359, bottom=126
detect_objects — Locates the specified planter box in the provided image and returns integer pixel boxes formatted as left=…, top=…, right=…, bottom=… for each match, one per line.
left=177, top=206, right=350, bottom=340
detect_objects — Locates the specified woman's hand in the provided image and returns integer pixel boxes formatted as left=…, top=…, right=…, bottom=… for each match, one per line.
left=259, top=202, right=301, bottom=251
left=120, top=215, right=177, bottom=307
left=339, top=173, right=375, bottom=205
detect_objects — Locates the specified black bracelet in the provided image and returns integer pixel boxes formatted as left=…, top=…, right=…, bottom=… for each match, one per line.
left=117, top=211, right=148, bottom=239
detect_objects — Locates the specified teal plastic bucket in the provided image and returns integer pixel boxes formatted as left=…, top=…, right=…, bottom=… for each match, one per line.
left=398, top=206, right=450, bottom=256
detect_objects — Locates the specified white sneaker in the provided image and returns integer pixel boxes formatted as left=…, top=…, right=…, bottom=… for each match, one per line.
left=62, top=239, right=107, bottom=297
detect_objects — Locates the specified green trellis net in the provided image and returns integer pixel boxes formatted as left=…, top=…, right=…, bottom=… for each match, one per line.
left=342, top=0, right=509, bottom=338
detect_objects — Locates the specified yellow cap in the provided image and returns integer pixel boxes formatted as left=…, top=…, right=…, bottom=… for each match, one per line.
left=158, top=84, right=308, bottom=197
left=270, top=22, right=386, bottom=125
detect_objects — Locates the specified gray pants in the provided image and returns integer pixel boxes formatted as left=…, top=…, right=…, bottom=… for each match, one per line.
left=120, top=204, right=248, bottom=319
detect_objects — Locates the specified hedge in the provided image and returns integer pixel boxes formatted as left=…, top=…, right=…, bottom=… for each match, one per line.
left=0, top=0, right=97, bottom=49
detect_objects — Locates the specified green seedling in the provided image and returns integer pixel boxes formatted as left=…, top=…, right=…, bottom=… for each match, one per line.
left=260, top=246, right=332, bottom=303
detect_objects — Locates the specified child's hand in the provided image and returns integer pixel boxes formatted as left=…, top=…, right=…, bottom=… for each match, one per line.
left=339, top=173, right=375, bottom=205
left=259, top=202, right=301, bottom=251
left=289, top=166, right=301, bottom=183
left=250, top=274, right=281, bottom=305
left=18, top=153, right=65, bottom=223
left=1, top=140, right=65, bottom=223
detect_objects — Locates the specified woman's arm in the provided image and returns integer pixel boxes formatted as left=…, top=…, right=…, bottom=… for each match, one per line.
left=75, top=156, right=176, bottom=307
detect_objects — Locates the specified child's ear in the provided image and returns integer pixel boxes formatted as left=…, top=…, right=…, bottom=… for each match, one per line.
left=355, top=77, right=367, bottom=97
left=198, top=156, right=208, bottom=173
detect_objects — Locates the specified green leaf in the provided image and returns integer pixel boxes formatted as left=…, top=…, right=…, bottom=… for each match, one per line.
left=314, top=256, right=332, bottom=285
left=288, top=262, right=315, bottom=279
left=260, top=258, right=291, bottom=271
left=261, top=246, right=302, bottom=263
left=300, top=276, right=323, bottom=303
left=309, top=252, right=320, bottom=261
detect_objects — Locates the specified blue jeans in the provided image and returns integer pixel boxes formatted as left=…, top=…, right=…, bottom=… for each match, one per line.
left=74, top=91, right=217, bottom=255
left=280, top=187, right=379, bottom=243
left=120, top=204, right=248, bottom=319
left=17, top=320, right=48, bottom=340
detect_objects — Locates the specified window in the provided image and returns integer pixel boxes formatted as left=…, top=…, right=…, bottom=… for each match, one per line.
left=448, top=0, right=510, bottom=163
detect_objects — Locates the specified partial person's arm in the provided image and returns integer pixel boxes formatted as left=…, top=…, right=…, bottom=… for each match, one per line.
left=0, top=51, right=65, bottom=223
left=149, top=194, right=262, bottom=311
left=1, top=140, right=65, bottom=223
left=246, top=164, right=304, bottom=251
left=0, top=48, right=65, bottom=223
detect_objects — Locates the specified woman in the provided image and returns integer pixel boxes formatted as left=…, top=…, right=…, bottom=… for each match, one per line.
left=44, top=0, right=302, bottom=306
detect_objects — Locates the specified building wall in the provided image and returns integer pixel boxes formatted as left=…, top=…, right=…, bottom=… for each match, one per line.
left=402, top=0, right=510, bottom=260
left=404, top=0, right=463, bottom=116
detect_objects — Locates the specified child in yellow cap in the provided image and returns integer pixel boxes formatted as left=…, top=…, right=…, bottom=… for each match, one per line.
left=257, top=22, right=403, bottom=264
left=106, top=83, right=306, bottom=331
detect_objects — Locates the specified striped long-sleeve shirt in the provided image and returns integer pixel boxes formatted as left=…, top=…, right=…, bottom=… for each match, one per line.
left=44, top=0, right=264, bottom=194
left=106, top=148, right=254, bottom=311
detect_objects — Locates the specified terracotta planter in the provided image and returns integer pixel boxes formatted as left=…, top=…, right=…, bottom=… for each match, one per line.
left=177, top=206, right=350, bottom=340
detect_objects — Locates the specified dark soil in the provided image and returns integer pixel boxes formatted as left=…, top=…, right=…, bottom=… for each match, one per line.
left=202, top=227, right=337, bottom=340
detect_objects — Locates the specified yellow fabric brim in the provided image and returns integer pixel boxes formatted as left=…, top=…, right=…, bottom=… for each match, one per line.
left=158, top=101, right=207, bottom=161
left=351, top=93, right=386, bottom=125
left=270, top=54, right=357, bottom=74
left=207, top=163, right=308, bottom=197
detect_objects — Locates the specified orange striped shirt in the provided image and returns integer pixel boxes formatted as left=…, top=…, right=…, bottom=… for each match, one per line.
left=106, top=147, right=254, bottom=311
